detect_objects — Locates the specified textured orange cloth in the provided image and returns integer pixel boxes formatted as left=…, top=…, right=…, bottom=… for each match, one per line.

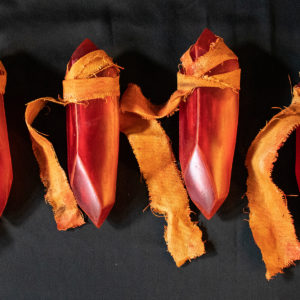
left=25, top=51, right=120, bottom=230
left=120, top=85, right=205, bottom=266
left=246, top=85, right=300, bottom=280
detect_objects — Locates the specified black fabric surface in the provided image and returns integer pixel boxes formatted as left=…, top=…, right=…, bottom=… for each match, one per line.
left=0, top=0, right=300, bottom=299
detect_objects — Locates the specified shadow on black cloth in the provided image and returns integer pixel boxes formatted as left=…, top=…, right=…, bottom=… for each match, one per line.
left=108, top=51, right=177, bottom=228
left=188, top=200, right=217, bottom=258
left=108, top=133, right=149, bottom=229
left=0, top=219, right=12, bottom=253
left=1, top=53, right=63, bottom=225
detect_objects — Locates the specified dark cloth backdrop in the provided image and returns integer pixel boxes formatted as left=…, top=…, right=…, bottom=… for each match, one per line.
left=0, top=0, right=300, bottom=299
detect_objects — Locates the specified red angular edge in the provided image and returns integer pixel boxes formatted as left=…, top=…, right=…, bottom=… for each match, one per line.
left=295, top=83, right=300, bottom=191
left=179, top=29, right=239, bottom=219
left=0, top=91, right=13, bottom=216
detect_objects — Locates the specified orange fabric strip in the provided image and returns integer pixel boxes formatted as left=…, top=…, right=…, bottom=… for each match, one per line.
left=246, top=85, right=300, bottom=280
left=25, top=97, right=85, bottom=230
left=120, top=84, right=186, bottom=119
left=63, top=76, right=120, bottom=102
left=177, top=69, right=241, bottom=92
left=25, top=50, right=119, bottom=230
left=0, top=61, right=7, bottom=94
left=120, top=87, right=205, bottom=266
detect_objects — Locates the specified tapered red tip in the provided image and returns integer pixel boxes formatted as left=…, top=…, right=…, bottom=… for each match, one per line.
left=183, top=146, right=222, bottom=220
left=68, top=38, right=98, bottom=70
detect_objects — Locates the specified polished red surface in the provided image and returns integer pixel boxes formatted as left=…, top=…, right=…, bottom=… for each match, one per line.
left=0, top=94, right=13, bottom=215
left=295, top=83, right=300, bottom=191
left=66, top=39, right=119, bottom=227
left=296, top=129, right=300, bottom=191
left=179, top=29, right=239, bottom=219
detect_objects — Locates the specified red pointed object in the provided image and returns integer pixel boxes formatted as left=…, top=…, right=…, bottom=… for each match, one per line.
left=66, top=39, right=119, bottom=227
left=179, top=29, right=239, bottom=219
left=0, top=93, right=13, bottom=215
left=295, top=84, right=300, bottom=191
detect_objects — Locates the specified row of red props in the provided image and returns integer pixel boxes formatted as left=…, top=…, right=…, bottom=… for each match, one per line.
left=1, top=28, right=299, bottom=280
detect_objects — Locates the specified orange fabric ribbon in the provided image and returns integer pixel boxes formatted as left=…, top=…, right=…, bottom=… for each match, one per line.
left=246, top=85, right=300, bottom=279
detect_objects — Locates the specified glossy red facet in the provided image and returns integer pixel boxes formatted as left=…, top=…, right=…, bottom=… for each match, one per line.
left=295, top=83, right=300, bottom=192
left=179, top=29, right=239, bottom=219
left=296, top=128, right=300, bottom=191
left=0, top=94, right=13, bottom=215
left=66, top=39, right=119, bottom=227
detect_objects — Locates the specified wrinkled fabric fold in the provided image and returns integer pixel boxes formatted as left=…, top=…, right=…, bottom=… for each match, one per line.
left=120, top=86, right=205, bottom=266
left=246, top=85, right=300, bottom=280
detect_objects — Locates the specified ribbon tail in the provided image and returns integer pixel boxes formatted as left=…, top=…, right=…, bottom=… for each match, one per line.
left=25, top=98, right=85, bottom=230
left=120, top=86, right=205, bottom=266
left=165, top=211, right=205, bottom=266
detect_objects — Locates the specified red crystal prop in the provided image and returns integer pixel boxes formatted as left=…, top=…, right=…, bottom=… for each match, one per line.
left=297, top=131, right=300, bottom=191
left=66, top=39, right=119, bottom=227
left=179, top=29, right=239, bottom=219
left=0, top=93, right=13, bottom=215
left=295, top=83, right=300, bottom=191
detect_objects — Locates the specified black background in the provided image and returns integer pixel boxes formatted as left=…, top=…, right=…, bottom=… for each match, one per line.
left=0, top=0, right=300, bottom=299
